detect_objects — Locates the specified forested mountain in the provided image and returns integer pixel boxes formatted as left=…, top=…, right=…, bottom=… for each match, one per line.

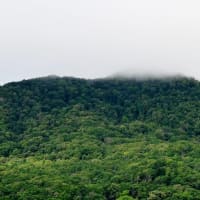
left=0, top=76, right=200, bottom=199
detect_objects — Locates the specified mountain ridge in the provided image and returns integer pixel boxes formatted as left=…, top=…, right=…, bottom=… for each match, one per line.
left=2, top=72, right=196, bottom=86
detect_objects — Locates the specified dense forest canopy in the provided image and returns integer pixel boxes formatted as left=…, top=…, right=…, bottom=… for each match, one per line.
left=0, top=76, right=200, bottom=199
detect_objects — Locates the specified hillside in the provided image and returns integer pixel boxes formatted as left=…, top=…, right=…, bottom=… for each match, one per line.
left=0, top=76, right=200, bottom=200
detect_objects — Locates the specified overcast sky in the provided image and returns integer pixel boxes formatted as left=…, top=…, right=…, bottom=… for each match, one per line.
left=1, top=0, right=200, bottom=84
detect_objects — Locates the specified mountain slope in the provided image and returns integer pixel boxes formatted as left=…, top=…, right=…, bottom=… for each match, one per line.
left=0, top=76, right=200, bottom=199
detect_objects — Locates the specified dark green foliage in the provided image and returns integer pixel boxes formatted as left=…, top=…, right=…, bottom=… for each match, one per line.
left=0, top=76, right=200, bottom=199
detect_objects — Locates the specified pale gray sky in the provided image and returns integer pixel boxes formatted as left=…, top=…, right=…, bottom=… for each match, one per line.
left=1, top=0, right=200, bottom=84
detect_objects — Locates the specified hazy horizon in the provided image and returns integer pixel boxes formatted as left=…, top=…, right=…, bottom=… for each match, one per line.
left=1, top=70, right=195, bottom=86
left=1, top=0, right=200, bottom=84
